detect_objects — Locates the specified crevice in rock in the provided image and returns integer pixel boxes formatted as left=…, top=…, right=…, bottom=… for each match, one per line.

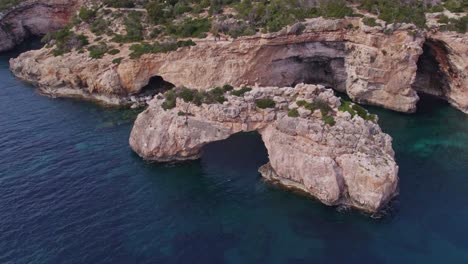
left=412, top=39, right=452, bottom=109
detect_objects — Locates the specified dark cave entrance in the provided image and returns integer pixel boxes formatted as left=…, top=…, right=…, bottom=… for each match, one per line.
left=138, top=76, right=175, bottom=97
left=287, top=56, right=347, bottom=91
left=260, top=42, right=348, bottom=92
left=412, top=40, right=452, bottom=111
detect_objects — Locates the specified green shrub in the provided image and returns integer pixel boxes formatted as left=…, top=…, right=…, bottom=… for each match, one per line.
left=0, top=0, right=21, bottom=12
left=319, top=0, right=354, bottom=18
left=231, top=87, right=252, bottom=97
left=88, top=43, right=108, bottom=59
left=162, top=90, right=177, bottom=110
left=363, top=17, right=378, bottom=27
left=79, top=7, right=97, bottom=23
left=296, top=100, right=307, bottom=107
left=443, top=0, right=466, bottom=13
left=76, top=34, right=89, bottom=47
left=112, top=57, right=123, bottom=64
left=42, top=27, right=88, bottom=56
left=223, top=84, right=234, bottom=91
left=298, top=99, right=332, bottom=116
left=165, top=18, right=211, bottom=38
left=178, top=87, right=195, bottom=103
left=108, top=49, right=120, bottom=55
left=359, top=0, right=427, bottom=28
left=174, top=2, right=192, bottom=15
left=103, top=0, right=134, bottom=8
left=204, top=87, right=227, bottom=104
left=429, top=5, right=445, bottom=13
left=338, top=100, right=356, bottom=115
left=288, top=108, right=299, bottom=118
left=338, top=99, right=376, bottom=122
left=255, top=98, right=276, bottom=109
left=322, top=116, right=336, bottom=126
left=90, top=18, right=110, bottom=36
left=441, top=15, right=468, bottom=33
left=177, top=39, right=197, bottom=47
left=146, top=1, right=172, bottom=24
left=438, top=14, right=450, bottom=24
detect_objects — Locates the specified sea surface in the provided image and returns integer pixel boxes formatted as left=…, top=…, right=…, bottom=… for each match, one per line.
left=0, top=43, right=467, bottom=264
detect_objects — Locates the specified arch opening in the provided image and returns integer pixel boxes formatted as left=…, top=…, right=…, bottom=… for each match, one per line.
left=200, top=131, right=269, bottom=172
left=412, top=39, right=452, bottom=111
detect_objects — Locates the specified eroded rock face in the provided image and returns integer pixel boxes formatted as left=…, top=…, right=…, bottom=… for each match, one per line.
left=129, top=84, right=399, bottom=213
left=422, top=32, right=468, bottom=113
left=0, top=0, right=82, bottom=52
left=9, top=17, right=467, bottom=113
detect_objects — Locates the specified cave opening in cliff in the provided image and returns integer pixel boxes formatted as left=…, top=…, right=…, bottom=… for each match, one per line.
left=291, top=57, right=346, bottom=90
left=139, top=76, right=175, bottom=96
left=412, top=39, right=452, bottom=111
left=269, top=56, right=347, bottom=92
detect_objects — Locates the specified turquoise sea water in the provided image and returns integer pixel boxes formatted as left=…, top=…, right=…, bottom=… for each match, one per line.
left=0, top=44, right=467, bottom=264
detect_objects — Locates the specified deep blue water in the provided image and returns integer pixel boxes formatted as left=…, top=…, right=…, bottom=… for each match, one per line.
left=0, top=44, right=467, bottom=264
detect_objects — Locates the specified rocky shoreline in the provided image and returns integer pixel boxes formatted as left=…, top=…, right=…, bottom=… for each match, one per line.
left=8, top=16, right=468, bottom=113
left=129, top=84, right=399, bottom=213
left=2, top=0, right=467, bottom=214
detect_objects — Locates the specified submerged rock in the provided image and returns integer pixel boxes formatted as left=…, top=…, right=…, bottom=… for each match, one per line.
left=129, top=84, right=399, bottom=213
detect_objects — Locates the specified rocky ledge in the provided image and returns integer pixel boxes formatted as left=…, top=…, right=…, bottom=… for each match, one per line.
left=129, top=84, right=399, bottom=213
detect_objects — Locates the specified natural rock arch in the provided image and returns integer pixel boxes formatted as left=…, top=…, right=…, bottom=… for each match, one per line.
left=129, top=84, right=399, bottom=213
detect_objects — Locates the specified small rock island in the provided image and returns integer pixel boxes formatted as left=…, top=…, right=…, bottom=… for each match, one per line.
left=130, top=84, right=398, bottom=213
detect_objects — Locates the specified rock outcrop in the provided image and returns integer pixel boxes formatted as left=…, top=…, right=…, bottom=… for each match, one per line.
left=10, top=16, right=467, bottom=113
left=129, top=84, right=399, bottom=213
left=422, top=32, right=468, bottom=113
left=0, top=0, right=82, bottom=52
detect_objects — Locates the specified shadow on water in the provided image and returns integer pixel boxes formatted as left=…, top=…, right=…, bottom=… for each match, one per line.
left=415, top=93, right=450, bottom=115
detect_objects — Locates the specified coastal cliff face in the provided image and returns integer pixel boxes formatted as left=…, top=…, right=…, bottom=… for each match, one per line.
left=9, top=16, right=468, bottom=113
left=129, top=84, right=399, bottom=213
left=0, top=0, right=82, bottom=52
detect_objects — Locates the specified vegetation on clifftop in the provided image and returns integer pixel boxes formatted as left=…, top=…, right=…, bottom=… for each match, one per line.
left=0, top=0, right=21, bottom=12
left=34, top=0, right=468, bottom=59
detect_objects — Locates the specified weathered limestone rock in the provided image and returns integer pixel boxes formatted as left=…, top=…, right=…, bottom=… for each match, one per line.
left=0, top=0, right=82, bottom=52
left=424, top=32, right=468, bottom=113
left=8, top=15, right=467, bottom=113
left=129, top=84, right=399, bottom=213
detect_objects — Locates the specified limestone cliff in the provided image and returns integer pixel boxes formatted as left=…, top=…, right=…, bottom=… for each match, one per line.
left=0, top=0, right=82, bottom=52
left=9, top=16, right=467, bottom=113
left=129, top=84, right=399, bottom=213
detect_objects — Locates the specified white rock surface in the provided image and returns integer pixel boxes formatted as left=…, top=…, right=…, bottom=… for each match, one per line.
left=129, top=84, right=399, bottom=213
